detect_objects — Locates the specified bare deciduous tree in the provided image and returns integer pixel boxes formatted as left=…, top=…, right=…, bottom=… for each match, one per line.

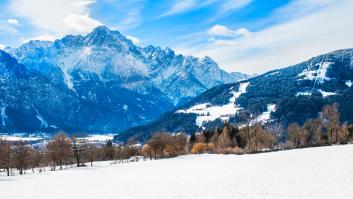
left=13, top=141, right=30, bottom=175
left=0, top=140, right=12, bottom=176
left=47, top=132, right=72, bottom=170
left=71, top=136, right=88, bottom=167
left=320, top=103, right=340, bottom=144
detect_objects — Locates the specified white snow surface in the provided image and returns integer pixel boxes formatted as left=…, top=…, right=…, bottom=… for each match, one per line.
left=319, top=89, right=336, bottom=97
left=298, top=62, right=332, bottom=84
left=86, top=134, right=114, bottom=142
left=0, top=135, right=43, bottom=141
left=345, top=80, right=352, bottom=87
left=296, top=90, right=336, bottom=97
left=1, top=145, right=353, bottom=199
left=1, top=106, right=7, bottom=126
left=177, top=82, right=249, bottom=126
left=254, top=104, right=276, bottom=124
left=296, top=91, right=312, bottom=96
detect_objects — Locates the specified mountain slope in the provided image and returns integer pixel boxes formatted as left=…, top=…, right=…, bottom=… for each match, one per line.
left=0, top=50, right=172, bottom=133
left=6, top=26, right=247, bottom=105
left=1, top=26, right=247, bottom=134
left=115, top=48, right=353, bottom=142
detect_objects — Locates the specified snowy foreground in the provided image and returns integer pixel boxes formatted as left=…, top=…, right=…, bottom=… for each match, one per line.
left=1, top=145, right=353, bottom=199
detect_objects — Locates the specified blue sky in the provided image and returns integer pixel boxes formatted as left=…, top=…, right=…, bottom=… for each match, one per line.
left=1, top=0, right=353, bottom=74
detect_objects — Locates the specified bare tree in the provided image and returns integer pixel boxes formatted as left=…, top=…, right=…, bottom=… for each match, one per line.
left=47, top=132, right=72, bottom=170
left=320, top=103, right=340, bottom=144
left=86, top=144, right=97, bottom=166
left=147, top=133, right=173, bottom=159
left=12, top=141, right=30, bottom=175
left=174, top=133, right=187, bottom=155
left=273, top=122, right=284, bottom=149
left=217, top=125, right=232, bottom=150
left=0, top=140, right=12, bottom=176
left=71, top=136, right=88, bottom=167
left=303, top=119, right=323, bottom=145
left=338, top=123, right=350, bottom=144
left=103, top=140, right=115, bottom=160
left=142, top=144, right=154, bottom=160
left=287, top=123, right=302, bottom=147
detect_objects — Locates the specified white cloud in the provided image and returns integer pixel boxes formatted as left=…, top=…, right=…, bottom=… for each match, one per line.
left=207, top=25, right=252, bottom=38
left=73, top=0, right=96, bottom=6
left=63, top=14, right=101, bottom=34
left=8, top=0, right=101, bottom=37
left=21, top=33, right=56, bottom=43
left=0, top=44, right=6, bottom=50
left=126, top=35, right=140, bottom=45
left=7, top=19, right=19, bottom=25
left=176, top=0, right=353, bottom=74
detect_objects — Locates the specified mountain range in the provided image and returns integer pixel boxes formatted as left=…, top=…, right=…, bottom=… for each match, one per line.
left=115, top=49, right=353, bottom=142
left=0, top=26, right=247, bottom=134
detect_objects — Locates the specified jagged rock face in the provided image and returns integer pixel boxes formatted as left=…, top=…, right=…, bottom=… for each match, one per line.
left=0, top=50, right=173, bottom=134
left=1, top=26, right=246, bottom=134
left=6, top=26, right=247, bottom=105
left=115, top=49, right=353, bottom=142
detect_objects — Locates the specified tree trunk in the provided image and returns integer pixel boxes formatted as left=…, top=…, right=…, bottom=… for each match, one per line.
left=76, top=155, right=80, bottom=167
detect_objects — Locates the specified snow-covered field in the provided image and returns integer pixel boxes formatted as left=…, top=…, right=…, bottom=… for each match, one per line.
left=1, top=145, right=353, bottom=199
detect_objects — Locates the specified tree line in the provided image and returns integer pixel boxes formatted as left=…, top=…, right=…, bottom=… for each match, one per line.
left=0, top=132, right=141, bottom=176
left=142, top=103, right=353, bottom=157
left=1, top=103, right=353, bottom=176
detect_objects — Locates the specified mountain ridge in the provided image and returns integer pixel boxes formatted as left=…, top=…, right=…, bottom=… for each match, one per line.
left=1, top=26, right=247, bottom=134
left=114, top=48, right=353, bottom=142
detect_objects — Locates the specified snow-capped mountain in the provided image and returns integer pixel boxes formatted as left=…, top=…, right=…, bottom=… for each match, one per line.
left=0, top=50, right=174, bottom=134
left=6, top=26, right=247, bottom=105
left=115, top=48, right=353, bottom=142
left=1, top=26, right=246, bottom=134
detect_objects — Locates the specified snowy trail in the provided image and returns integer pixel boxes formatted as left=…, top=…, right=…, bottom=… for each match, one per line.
left=1, top=145, right=353, bottom=199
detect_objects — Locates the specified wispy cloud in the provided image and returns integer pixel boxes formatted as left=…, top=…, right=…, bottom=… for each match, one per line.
left=176, top=0, right=353, bottom=74
left=0, top=43, right=5, bottom=50
left=159, top=0, right=216, bottom=18
left=207, top=0, right=253, bottom=22
left=221, top=0, right=253, bottom=12
left=110, top=0, right=146, bottom=30
left=160, top=0, right=197, bottom=17
left=0, top=24, right=18, bottom=34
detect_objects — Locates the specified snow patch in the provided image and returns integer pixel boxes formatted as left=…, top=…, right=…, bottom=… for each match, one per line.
left=254, top=104, right=276, bottom=124
left=319, top=90, right=336, bottom=97
left=298, top=62, right=332, bottom=84
left=0, top=135, right=43, bottom=142
left=345, top=80, right=352, bottom=87
left=80, top=46, right=92, bottom=57
left=296, top=91, right=312, bottom=96
left=1, top=107, right=7, bottom=126
left=30, top=103, right=48, bottom=128
left=86, top=134, right=114, bottom=142
left=177, top=82, right=249, bottom=126
left=123, top=104, right=129, bottom=111
left=36, top=114, right=48, bottom=128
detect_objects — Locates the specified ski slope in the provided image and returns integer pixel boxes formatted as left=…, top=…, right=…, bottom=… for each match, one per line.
left=1, top=145, right=353, bottom=199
